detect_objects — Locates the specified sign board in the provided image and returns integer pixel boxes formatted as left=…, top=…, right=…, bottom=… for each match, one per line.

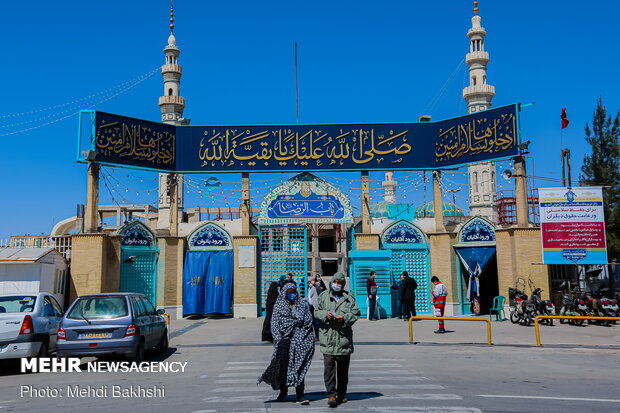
left=539, top=187, right=608, bottom=264
left=79, top=104, right=521, bottom=173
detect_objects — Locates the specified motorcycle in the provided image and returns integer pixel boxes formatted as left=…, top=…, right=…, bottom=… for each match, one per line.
left=509, top=287, right=528, bottom=324
left=598, top=296, right=618, bottom=324
left=531, top=288, right=555, bottom=325
left=558, top=293, right=586, bottom=326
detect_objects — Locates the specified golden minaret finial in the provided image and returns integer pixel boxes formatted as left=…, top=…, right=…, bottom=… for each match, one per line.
left=169, top=0, right=175, bottom=33
left=473, top=1, right=479, bottom=15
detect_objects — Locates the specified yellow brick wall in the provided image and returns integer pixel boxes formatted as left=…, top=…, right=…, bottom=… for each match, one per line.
left=161, top=237, right=184, bottom=307
left=69, top=234, right=106, bottom=303
left=233, top=236, right=259, bottom=306
left=429, top=232, right=458, bottom=303
left=355, top=234, right=380, bottom=250
left=102, top=235, right=121, bottom=293
left=496, top=228, right=549, bottom=300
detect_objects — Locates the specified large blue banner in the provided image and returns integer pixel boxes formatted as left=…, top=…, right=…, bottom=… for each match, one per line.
left=80, top=104, right=520, bottom=173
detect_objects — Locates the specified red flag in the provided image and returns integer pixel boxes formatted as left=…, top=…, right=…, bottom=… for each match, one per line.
left=561, top=108, right=569, bottom=129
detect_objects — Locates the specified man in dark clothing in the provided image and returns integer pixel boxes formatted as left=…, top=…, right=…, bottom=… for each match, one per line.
left=366, top=271, right=379, bottom=320
left=399, top=271, right=418, bottom=321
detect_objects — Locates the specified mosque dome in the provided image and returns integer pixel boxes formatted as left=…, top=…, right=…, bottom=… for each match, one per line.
left=414, top=201, right=463, bottom=217
left=369, top=201, right=417, bottom=221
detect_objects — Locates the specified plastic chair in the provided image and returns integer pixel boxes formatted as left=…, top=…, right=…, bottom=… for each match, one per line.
left=366, top=297, right=381, bottom=320
left=489, top=296, right=506, bottom=321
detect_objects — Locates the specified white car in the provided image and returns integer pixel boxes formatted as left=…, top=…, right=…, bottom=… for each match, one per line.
left=0, top=293, right=64, bottom=359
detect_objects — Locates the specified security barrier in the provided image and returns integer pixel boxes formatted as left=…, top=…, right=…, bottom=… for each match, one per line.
left=534, top=315, right=620, bottom=346
left=408, top=316, right=493, bottom=345
left=163, top=312, right=171, bottom=326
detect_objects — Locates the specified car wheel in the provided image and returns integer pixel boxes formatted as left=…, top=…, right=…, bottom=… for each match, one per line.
left=155, top=331, right=169, bottom=355
left=132, top=339, right=145, bottom=363
left=37, top=339, right=49, bottom=358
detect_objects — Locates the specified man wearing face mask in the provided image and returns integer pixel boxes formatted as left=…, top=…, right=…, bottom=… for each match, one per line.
left=314, top=272, right=360, bottom=408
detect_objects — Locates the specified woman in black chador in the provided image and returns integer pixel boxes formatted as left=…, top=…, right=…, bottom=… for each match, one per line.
left=257, top=282, right=314, bottom=404
left=261, top=276, right=282, bottom=343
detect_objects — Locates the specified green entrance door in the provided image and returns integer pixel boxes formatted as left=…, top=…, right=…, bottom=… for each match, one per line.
left=118, top=221, right=159, bottom=304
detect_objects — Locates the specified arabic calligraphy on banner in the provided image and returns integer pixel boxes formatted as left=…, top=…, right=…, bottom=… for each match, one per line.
left=188, top=223, right=232, bottom=250
left=268, top=193, right=345, bottom=220
left=83, top=104, right=519, bottom=172
left=95, top=113, right=176, bottom=171
left=381, top=221, right=427, bottom=249
left=539, top=187, right=608, bottom=264
left=120, top=221, right=155, bottom=247
left=459, top=217, right=496, bottom=243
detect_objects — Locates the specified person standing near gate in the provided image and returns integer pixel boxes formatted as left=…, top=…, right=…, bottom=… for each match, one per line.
left=390, top=273, right=405, bottom=319
left=366, top=271, right=379, bottom=320
left=431, top=275, right=448, bottom=334
left=315, top=272, right=360, bottom=408
left=307, top=278, right=320, bottom=341
left=258, top=282, right=314, bottom=405
left=400, top=271, right=417, bottom=321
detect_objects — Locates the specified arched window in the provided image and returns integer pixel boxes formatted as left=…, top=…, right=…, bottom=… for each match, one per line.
left=473, top=172, right=478, bottom=193
left=482, top=171, right=489, bottom=192
left=168, top=88, right=173, bottom=96
left=483, top=75, right=486, bottom=84
left=473, top=77, right=477, bottom=86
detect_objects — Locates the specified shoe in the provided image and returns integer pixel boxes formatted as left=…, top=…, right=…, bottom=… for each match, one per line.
left=434, top=329, right=446, bottom=334
left=277, top=390, right=288, bottom=401
left=296, top=396, right=310, bottom=405
left=314, top=338, right=319, bottom=342
left=327, top=396, right=338, bottom=407
left=337, top=396, right=348, bottom=404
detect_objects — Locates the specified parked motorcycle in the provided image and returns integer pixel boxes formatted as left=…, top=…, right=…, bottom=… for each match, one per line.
left=509, top=287, right=527, bottom=324
left=531, top=288, right=555, bottom=325
left=558, top=293, right=586, bottom=326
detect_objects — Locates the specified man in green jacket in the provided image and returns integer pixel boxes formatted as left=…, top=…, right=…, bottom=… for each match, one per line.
left=314, top=272, right=360, bottom=408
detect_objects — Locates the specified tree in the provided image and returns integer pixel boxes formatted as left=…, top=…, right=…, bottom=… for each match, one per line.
left=580, top=98, right=620, bottom=261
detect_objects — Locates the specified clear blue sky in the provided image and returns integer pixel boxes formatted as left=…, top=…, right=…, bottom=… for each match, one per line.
left=1, top=0, right=618, bottom=239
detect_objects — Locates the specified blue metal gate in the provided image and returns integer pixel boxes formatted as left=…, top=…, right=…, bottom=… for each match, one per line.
left=259, top=225, right=308, bottom=315
left=350, top=250, right=392, bottom=318
left=118, top=221, right=158, bottom=304
left=381, top=220, right=431, bottom=315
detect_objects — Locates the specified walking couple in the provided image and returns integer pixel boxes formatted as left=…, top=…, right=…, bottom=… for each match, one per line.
left=257, top=272, right=360, bottom=408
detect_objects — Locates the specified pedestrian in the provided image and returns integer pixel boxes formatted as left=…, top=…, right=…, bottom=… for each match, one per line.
left=261, top=277, right=281, bottom=342
left=366, top=270, right=379, bottom=320
left=314, top=272, right=360, bottom=408
left=431, top=275, right=448, bottom=334
left=284, top=272, right=297, bottom=287
left=307, top=278, right=320, bottom=341
left=257, top=282, right=314, bottom=405
left=389, top=274, right=405, bottom=319
left=315, top=273, right=327, bottom=294
left=400, top=271, right=418, bottom=321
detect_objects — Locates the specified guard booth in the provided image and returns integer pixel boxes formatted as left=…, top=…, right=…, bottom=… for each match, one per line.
left=119, top=221, right=159, bottom=304
left=381, top=220, right=431, bottom=315
left=454, top=217, right=498, bottom=315
left=258, top=225, right=308, bottom=315
left=183, top=222, right=234, bottom=316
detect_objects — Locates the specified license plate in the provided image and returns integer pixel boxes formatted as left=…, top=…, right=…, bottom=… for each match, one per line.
left=78, top=332, right=112, bottom=339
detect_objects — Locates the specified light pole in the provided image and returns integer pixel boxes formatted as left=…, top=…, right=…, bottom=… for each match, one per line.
left=446, top=188, right=461, bottom=207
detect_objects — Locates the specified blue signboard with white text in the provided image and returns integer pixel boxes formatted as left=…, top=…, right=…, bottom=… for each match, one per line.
left=79, top=104, right=521, bottom=173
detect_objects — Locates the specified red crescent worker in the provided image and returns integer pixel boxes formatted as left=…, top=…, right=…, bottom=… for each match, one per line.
left=431, top=276, right=448, bottom=334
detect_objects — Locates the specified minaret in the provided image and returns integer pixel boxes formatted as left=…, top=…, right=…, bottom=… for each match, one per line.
left=157, top=1, right=188, bottom=230
left=463, top=1, right=498, bottom=222
left=382, top=172, right=397, bottom=204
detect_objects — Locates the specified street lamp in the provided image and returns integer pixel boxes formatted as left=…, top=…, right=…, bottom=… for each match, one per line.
left=446, top=188, right=461, bottom=207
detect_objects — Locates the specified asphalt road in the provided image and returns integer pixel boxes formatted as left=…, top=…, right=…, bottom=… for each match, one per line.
left=1, top=316, right=619, bottom=412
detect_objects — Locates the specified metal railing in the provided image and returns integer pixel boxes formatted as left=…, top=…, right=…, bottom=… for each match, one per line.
left=408, top=316, right=493, bottom=345
left=534, top=315, right=620, bottom=346
left=8, top=235, right=72, bottom=260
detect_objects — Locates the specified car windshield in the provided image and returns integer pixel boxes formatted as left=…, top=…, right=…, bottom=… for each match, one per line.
left=0, top=296, right=37, bottom=313
left=67, top=296, right=128, bottom=320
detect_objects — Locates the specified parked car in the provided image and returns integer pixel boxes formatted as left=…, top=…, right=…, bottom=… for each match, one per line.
left=0, top=292, right=64, bottom=359
left=56, top=293, right=168, bottom=361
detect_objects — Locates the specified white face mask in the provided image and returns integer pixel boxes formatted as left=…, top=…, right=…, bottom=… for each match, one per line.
left=331, top=283, right=342, bottom=292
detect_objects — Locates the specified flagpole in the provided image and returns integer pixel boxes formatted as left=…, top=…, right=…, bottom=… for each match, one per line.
left=294, top=42, right=299, bottom=124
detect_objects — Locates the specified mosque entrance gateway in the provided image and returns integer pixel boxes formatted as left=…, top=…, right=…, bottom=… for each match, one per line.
left=118, top=221, right=159, bottom=304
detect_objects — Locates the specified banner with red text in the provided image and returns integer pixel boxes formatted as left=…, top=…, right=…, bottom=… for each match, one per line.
left=539, top=187, right=608, bottom=264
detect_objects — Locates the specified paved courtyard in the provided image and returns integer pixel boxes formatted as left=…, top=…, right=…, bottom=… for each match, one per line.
left=1, top=315, right=619, bottom=412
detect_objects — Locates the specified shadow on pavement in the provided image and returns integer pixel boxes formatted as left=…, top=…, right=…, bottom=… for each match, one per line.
left=264, top=391, right=383, bottom=403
